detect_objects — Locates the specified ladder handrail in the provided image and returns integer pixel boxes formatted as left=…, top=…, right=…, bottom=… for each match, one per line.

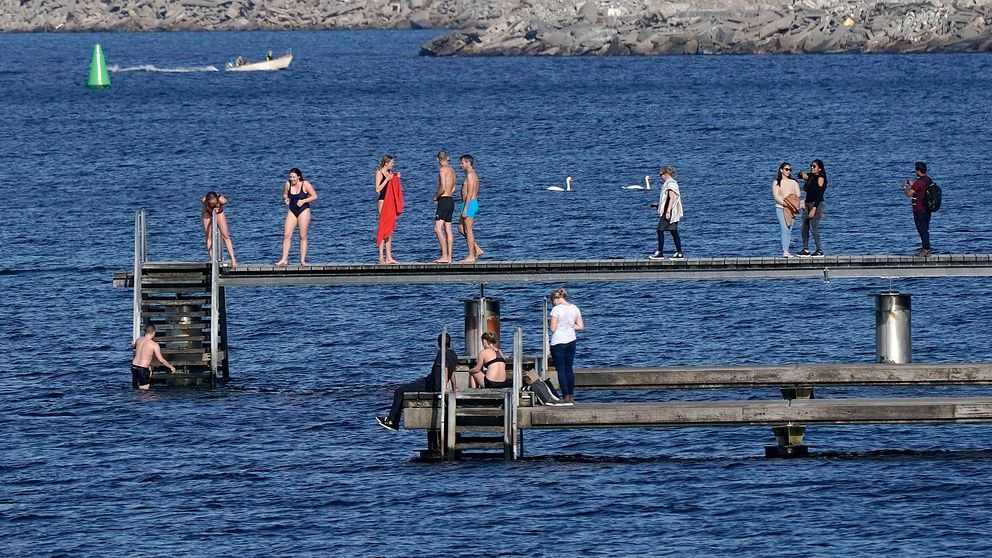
left=439, top=326, right=448, bottom=459
left=209, top=215, right=220, bottom=381
left=131, top=209, right=146, bottom=342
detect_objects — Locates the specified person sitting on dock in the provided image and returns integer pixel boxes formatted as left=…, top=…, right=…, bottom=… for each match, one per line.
left=468, top=332, right=511, bottom=388
left=376, top=332, right=459, bottom=431
left=131, top=324, right=176, bottom=390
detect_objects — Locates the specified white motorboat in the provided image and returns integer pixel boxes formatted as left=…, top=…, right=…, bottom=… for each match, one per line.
left=226, top=53, right=293, bottom=72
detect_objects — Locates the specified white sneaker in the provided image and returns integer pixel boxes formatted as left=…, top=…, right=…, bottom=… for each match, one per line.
left=648, top=251, right=665, bottom=260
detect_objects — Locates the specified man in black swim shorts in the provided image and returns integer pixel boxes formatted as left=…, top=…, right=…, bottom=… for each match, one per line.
left=433, top=150, right=457, bottom=263
left=130, top=324, right=176, bottom=390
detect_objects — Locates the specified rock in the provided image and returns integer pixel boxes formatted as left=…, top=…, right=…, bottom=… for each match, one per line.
left=579, top=2, right=598, bottom=24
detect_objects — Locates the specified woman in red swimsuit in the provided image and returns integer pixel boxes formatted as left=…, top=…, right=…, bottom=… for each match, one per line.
left=201, top=191, right=237, bottom=266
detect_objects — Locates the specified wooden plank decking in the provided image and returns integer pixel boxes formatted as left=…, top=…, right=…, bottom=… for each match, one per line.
left=573, top=363, right=992, bottom=389
left=402, top=397, right=992, bottom=430
left=114, top=254, right=992, bottom=287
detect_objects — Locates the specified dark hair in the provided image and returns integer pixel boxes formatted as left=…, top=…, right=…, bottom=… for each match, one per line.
left=774, top=162, right=791, bottom=188
left=915, top=161, right=927, bottom=175
left=459, top=154, right=474, bottom=165
left=811, top=159, right=826, bottom=179
left=436, top=332, right=452, bottom=349
left=481, top=331, right=498, bottom=346
left=289, top=167, right=303, bottom=179
left=204, top=191, right=219, bottom=205
left=144, top=323, right=156, bottom=334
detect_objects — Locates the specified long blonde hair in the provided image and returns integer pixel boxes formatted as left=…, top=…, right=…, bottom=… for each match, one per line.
left=378, top=155, right=395, bottom=170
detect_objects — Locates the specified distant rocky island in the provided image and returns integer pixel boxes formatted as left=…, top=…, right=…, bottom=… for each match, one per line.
left=4, top=0, right=991, bottom=55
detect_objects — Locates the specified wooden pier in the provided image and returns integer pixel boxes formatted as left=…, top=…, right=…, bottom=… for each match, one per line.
left=114, top=211, right=992, bottom=458
left=401, top=358, right=992, bottom=459
left=117, top=254, right=992, bottom=287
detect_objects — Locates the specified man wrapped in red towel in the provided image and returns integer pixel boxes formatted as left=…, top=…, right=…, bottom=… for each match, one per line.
left=376, top=173, right=403, bottom=264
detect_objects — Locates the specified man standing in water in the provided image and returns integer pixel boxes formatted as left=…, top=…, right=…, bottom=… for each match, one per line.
left=433, top=150, right=456, bottom=263
left=458, top=154, right=484, bottom=262
left=131, top=324, right=176, bottom=390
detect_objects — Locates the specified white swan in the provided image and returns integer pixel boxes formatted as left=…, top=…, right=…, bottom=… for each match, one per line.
left=623, top=175, right=651, bottom=190
left=547, top=176, right=573, bottom=192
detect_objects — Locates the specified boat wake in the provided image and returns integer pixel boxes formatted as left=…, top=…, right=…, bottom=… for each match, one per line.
left=108, top=64, right=220, bottom=73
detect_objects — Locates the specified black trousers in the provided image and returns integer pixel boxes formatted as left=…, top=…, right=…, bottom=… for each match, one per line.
left=388, top=377, right=430, bottom=426
left=914, top=210, right=931, bottom=250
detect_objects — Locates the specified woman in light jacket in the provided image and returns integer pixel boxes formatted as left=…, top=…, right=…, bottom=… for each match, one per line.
left=772, top=162, right=801, bottom=257
left=549, top=287, right=584, bottom=402
left=649, top=166, right=683, bottom=260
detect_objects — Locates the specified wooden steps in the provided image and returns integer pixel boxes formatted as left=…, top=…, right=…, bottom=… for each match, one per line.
left=133, top=263, right=227, bottom=385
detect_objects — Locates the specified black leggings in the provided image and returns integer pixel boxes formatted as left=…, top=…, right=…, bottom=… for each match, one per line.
left=657, top=230, right=682, bottom=254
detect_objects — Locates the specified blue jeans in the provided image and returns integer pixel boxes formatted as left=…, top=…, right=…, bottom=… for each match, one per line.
left=775, top=206, right=792, bottom=253
left=551, top=341, right=577, bottom=397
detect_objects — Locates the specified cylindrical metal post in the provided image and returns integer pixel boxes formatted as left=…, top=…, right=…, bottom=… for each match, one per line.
left=875, top=291, right=911, bottom=364
left=463, top=296, right=500, bottom=356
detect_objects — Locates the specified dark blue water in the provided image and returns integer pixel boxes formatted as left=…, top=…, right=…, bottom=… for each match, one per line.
left=3, top=30, right=992, bottom=556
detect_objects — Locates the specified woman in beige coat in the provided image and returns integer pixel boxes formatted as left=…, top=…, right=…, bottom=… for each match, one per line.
left=772, top=162, right=801, bottom=257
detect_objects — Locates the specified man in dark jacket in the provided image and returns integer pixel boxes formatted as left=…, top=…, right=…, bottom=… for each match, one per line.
left=903, top=161, right=932, bottom=257
left=376, top=333, right=458, bottom=431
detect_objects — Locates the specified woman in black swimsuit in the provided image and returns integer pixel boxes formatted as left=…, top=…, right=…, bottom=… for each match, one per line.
left=276, top=167, right=318, bottom=266
left=201, top=191, right=237, bottom=266
left=469, top=332, right=511, bottom=388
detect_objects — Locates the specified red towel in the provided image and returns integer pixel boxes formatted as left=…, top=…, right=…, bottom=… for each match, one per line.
left=376, top=174, right=404, bottom=244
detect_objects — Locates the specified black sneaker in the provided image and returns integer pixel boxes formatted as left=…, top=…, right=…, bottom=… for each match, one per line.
left=375, top=416, right=398, bottom=431
left=671, top=252, right=684, bottom=260
left=798, top=249, right=811, bottom=257
left=648, top=251, right=665, bottom=260
left=812, top=250, right=824, bottom=257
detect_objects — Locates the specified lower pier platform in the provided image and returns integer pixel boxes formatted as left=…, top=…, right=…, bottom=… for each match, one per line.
left=404, top=396, right=992, bottom=430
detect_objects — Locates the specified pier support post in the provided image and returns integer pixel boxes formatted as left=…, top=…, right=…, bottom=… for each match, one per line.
left=445, top=391, right=458, bottom=461
left=463, top=290, right=500, bottom=357
left=875, top=291, right=911, bottom=363
left=765, top=424, right=809, bottom=458
left=780, top=386, right=814, bottom=400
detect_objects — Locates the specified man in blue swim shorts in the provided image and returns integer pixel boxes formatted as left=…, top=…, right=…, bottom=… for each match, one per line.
left=457, top=154, right=484, bottom=262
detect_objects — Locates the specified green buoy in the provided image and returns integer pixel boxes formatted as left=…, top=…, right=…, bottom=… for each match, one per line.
left=87, top=43, right=110, bottom=89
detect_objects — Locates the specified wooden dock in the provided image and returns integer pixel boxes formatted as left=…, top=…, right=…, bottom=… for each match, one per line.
left=400, top=360, right=992, bottom=459
left=572, top=363, right=992, bottom=389
left=403, top=396, right=992, bottom=430
left=114, top=253, right=992, bottom=287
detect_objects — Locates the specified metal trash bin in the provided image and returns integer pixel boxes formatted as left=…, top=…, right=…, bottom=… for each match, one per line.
left=875, top=291, right=911, bottom=363
left=464, top=297, right=501, bottom=357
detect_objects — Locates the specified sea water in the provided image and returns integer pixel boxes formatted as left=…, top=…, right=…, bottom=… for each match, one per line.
left=2, top=30, right=992, bottom=557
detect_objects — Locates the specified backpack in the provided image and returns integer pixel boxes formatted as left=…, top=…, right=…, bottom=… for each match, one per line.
left=924, top=178, right=942, bottom=212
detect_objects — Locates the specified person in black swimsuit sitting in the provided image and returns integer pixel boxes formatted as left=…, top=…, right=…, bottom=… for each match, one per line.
left=276, top=167, right=318, bottom=266
left=469, top=332, right=512, bottom=388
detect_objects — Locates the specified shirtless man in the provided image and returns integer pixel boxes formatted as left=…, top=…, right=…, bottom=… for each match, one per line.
left=433, top=150, right=456, bottom=263
left=457, top=154, right=484, bottom=262
left=131, top=324, right=176, bottom=390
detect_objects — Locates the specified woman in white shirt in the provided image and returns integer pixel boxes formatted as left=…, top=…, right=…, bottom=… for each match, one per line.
left=549, top=287, right=584, bottom=402
left=648, top=166, right=684, bottom=260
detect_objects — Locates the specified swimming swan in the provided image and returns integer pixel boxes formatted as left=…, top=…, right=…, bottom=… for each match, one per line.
left=623, top=175, right=651, bottom=190
left=547, top=176, right=573, bottom=192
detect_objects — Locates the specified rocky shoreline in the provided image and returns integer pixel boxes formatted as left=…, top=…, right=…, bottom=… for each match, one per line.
left=3, top=0, right=991, bottom=55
